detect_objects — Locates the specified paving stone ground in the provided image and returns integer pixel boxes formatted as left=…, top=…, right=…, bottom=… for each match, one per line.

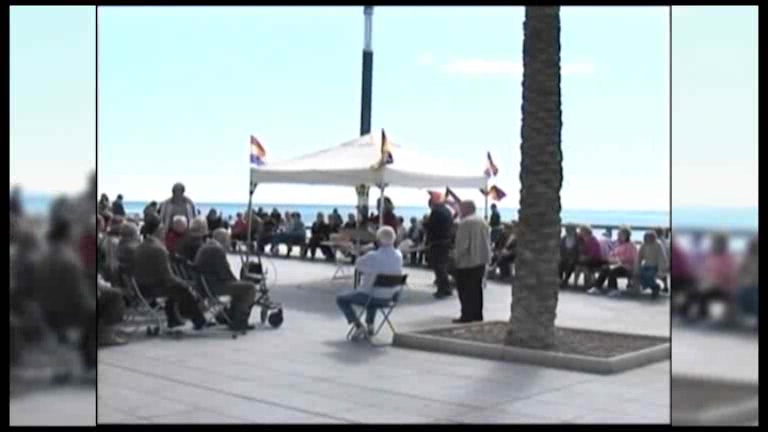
left=98, top=256, right=673, bottom=424
left=10, top=385, right=96, bottom=426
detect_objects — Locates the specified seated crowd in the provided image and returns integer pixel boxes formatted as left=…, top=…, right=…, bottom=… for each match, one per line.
left=670, top=232, right=758, bottom=325
left=10, top=179, right=97, bottom=379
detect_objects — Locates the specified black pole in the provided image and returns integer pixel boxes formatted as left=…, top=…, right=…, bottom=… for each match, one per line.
left=360, top=5, right=374, bottom=136
left=357, top=6, right=374, bottom=230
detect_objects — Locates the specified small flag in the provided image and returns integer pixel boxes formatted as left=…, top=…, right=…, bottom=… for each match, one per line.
left=381, top=129, right=394, bottom=165
left=484, top=151, right=499, bottom=178
left=250, top=135, right=266, bottom=166
left=444, top=187, right=462, bottom=216
left=487, top=185, right=507, bottom=202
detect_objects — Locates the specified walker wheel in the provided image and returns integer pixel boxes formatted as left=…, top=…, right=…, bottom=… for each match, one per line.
left=232, top=334, right=238, bottom=340
left=268, top=309, right=283, bottom=328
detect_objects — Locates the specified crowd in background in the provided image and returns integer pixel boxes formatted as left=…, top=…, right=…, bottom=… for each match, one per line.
left=10, top=176, right=97, bottom=386
left=98, top=182, right=758, bottom=329
left=671, top=232, right=758, bottom=326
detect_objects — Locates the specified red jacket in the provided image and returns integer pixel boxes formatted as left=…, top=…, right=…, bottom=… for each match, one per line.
left=165, top=230, right=184, bottom=255
left=232, top=219, right=248, bottom=236
left=80, top=234, right=98, bottom=273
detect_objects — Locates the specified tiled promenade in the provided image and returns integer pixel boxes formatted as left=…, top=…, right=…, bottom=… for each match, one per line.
left=98, top=256, right=671, bottom=424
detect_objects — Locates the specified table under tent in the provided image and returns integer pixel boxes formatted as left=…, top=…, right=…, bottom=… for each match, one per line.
left=243, top=129, right=488, bottom=283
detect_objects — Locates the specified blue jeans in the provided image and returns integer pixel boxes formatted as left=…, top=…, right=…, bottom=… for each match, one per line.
left=336, top=291, right=389, bottom=325
left=638, top=266, right=659, bottom=292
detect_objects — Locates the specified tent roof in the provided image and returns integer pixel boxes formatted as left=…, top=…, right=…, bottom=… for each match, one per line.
left=250, top=130, right=487, bottom=189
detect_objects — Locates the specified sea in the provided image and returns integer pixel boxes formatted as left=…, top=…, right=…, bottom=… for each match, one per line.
left=20, top=193, right=758, bottom=241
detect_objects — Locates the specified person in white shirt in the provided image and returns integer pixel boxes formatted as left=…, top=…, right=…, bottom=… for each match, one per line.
left=452, top=200, right=492, bottom=323
left=336, top=226, right=403, bottom=340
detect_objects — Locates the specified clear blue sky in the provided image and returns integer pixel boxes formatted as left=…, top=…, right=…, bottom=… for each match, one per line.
left=671, top=6, right=758, bottom=209
left=12, top=7, right=754, bottom=212
left=10, top=6, right=95, bottom=194
left=95, top=6, right=670, bottom=210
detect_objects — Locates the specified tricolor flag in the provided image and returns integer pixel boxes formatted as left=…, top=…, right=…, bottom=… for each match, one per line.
left=485, top=185, right=507, bottom=202
left=484, top=151, right=499, bottom=178
left=250, top=135, right=266, bottom=166
left=444, top=187, right=462, bottom=216
left=381, top=129, right=394, bottom=165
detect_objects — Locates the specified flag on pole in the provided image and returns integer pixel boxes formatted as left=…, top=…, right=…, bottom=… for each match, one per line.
left=444, top=187, right=462, bottom=216
left=381, top=129, right=394, bottom=165
left=485, top=185, right=507, bottom=202
left=484, top=151, right=499, bottom=178
left=250, top=135, right=266, bottom=166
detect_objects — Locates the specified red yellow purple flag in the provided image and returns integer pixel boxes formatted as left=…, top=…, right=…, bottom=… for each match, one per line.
left=484, top=151, right=499, bottom=178
left=250, top=135, right=266, bottom=166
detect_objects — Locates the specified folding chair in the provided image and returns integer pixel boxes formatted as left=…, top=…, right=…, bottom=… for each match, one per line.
left=346, top=274, right=408, bottom=344
left=195, top=272, right=247, bottom=339
left=170, top=257, right=247, bottom=338
left=125, top=275, right=171, bottom=337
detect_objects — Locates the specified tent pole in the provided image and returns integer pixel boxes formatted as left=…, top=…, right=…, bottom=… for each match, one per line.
left=484, top=181, right=489, bottom=222
left=378, top=184, right=385, bottom=227
left=246, top=182, right=257, bottom=261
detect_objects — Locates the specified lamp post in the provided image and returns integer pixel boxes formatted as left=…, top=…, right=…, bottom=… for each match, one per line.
left=360, top=5, right=374, bottom=136
left=357, top=6, right=374, bottom=227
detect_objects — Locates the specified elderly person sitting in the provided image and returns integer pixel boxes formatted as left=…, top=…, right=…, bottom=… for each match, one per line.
left=336, top=226, right=403, bottom=340
left=270, top=212, right=307, bottom=257
left=98, top=274, right=127, bottom=347
left=193, top=228, right=257, bottom=331
left=165, top=215, right=188, bottom=255
left=133, top=214, right=207, bottom=329
left=32, top=218, right=97, bottom=369
left=116, top=222, right=141, bottom=279
left=177, top=217, right=208, bottom=262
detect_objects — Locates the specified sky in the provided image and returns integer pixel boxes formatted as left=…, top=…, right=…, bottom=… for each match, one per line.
left=11, top=6, right=754, bottom=212
left=671, top=6, right=758, bottom=210
left=10, top=6, right=95, bottom=194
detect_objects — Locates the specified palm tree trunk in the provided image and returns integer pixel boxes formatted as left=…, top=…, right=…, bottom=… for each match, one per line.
left=505, top=6, right=563, bottom=349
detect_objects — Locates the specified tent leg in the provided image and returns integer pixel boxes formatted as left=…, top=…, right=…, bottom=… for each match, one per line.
left=378, top=184, right=385, bottom=227
left=246, top=182, right=258, bottom=261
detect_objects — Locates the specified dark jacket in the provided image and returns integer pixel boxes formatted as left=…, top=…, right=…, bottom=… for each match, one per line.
left=112, top=200, right=126, bottom=217
left=489, top=211, right=501, bottom=229
left=32, top=245, right=96, bottom=329
left=311, top=221, right=332, bottom=240
left=193, top=241, right=237, bottom=285
left=427, top=204, right=453, bottom=246
left=133, top=236, right=176, bottom=288
left=560, top=235, right=582, bottom=262
left=177, top=234, right=205, bottom=263
left=116, top=238, right=140, bottom=276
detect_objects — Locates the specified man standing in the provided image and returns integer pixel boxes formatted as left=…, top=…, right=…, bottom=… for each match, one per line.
left=452, top=200, right=491, bottom=323
left=112, top=194, right=126, bottom=217
left=427, top=194, right=454, bottom=299
left=489, top=203, right=502, bottom=245
left=159, top=182, right=196, bottom=228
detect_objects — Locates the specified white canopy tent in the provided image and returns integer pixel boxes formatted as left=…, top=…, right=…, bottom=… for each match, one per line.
left=244, top=130, right=489, bottom=263
left=249, top=129, right=487, bottom=189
